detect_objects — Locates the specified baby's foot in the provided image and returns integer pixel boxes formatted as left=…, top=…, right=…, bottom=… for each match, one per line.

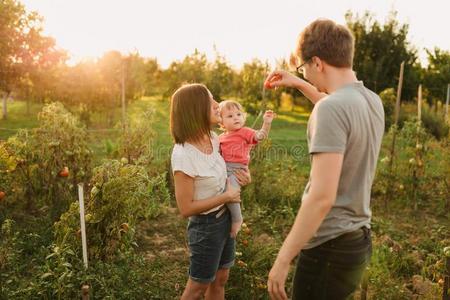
left=230, top=220, right=243, bottom=238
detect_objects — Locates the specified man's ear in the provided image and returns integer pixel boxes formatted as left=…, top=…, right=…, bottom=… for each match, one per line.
left=313, top=56, right=324, bottom=72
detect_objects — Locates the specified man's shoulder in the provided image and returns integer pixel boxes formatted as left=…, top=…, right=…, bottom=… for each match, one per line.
left=328, top=83, right=381, bottom=107
left=314, top=96, right=344, bottom=115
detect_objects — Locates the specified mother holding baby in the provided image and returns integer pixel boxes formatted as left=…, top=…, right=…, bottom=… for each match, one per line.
left=170, top=83, right=251, bottom=300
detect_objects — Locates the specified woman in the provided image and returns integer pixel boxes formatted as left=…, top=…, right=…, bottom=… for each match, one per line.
left=170, top=83, right=251, bottom=299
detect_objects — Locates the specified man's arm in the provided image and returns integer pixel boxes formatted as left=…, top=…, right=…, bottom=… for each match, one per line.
left=264, top=70, right=327, bottom=105
left=275, top=152, right=342, bottom=261
left=293, top=78, right=328, bottom=105
left=268, top=152, right=343, bottom=300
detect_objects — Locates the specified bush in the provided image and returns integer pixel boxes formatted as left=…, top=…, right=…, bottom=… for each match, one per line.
left=245, top=140, right=307, bottom=210
left=0, top=102, right=92, bottom=221
left=54, top=159, right=169, bottom=261
left=373, top=119, right=449, bottom=214
left=116, top=108, right=156, bottom=165
left=421, top=107, right=449, bottom=140
left=379, top=88, right=408, bottom=131
left=380, top=88, right=396, bottom=131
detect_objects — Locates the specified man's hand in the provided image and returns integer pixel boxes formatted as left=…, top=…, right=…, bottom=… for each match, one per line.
left=264, top=70, right=300, bottom=89
left=268, top=258, right=290, bottom=300
left=264, top=69, right=327, bottom=104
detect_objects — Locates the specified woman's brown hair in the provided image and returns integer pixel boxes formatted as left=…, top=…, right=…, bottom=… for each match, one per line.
left=170, top=83, right=212, bottom=144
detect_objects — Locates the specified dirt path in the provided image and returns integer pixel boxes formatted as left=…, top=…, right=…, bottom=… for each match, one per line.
left=136, top=205, right=189, bottom=298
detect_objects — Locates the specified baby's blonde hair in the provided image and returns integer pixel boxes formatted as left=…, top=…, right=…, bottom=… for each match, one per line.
left=218, top=100, right=245, bottom=115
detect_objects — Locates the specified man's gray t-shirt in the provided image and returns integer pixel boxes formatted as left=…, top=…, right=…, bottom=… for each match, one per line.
left=303, top=81, right=384, bottom=249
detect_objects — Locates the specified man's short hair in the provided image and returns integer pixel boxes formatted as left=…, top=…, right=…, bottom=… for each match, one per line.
left=296, top=19, right=355, bottom=68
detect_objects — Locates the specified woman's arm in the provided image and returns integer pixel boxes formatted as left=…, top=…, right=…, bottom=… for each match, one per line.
left=264, top=70, right=327, bottom=104
left=174, top=171, right=240, bottom=218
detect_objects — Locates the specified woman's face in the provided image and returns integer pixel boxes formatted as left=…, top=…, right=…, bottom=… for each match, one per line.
left=209, top=92, right=221, bottom=125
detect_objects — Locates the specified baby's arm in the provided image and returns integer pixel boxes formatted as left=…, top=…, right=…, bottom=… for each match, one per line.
left=255, top=110, right=276, bottom=141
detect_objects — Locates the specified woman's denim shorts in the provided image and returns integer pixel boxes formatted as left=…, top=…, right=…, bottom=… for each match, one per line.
left=187, top=207, right=235, bottom=283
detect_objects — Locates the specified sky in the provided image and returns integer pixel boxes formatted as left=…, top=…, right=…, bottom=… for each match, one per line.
left=21, top=0, right=450, bottom=68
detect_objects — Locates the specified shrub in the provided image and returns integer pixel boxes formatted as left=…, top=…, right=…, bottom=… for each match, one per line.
left=116, top=108, right=156, bottom=165
left=0, top=102, right=92, bottom=221
left=54, top=159, right=169, bottom=261
left=421, top=107, right=449, bottom=140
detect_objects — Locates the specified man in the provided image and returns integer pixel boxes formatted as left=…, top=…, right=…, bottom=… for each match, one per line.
left=264, top=19, right=385, bottom=300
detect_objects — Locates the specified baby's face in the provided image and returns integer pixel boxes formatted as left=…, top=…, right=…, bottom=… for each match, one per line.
left=220, top=106, right=245, bottom=131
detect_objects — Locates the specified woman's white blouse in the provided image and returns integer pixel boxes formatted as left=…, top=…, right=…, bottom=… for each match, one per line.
left=171, top=132, right=227, bottom=214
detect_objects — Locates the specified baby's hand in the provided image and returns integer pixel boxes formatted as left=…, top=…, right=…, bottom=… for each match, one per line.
left=263, top=110, right=276, bottom=123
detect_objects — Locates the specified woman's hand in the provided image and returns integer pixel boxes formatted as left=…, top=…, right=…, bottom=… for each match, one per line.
left=234, top=168, right=251, bottom=186
left=224, top=178, right=241, bottom=203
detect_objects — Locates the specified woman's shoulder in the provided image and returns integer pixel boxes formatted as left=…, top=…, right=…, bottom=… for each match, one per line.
left=171, top=143, right=189, bottom=159
left=171, top=143, right=197, bottom=177
left=210, top=131, right=221, bottom=147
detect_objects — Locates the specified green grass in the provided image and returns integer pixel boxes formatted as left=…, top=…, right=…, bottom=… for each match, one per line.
left=0, top=100, right=42, bottom=140
left=1, top=98, right=312, bottom=163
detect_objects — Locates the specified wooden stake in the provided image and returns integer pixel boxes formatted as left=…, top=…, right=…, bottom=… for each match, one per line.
left=386, top=62, right=405, bottom=210
left=82, top=284, right=90, bottom=300
left=413, top=85, right=424, bottom=211
left=445, top=83, right=449, bottom=122
left=2, top=91, right=10, bottom=120
left=393, top=62, right=405, bottom=126
left=418, top=84, right=422, bottom=122
left=121, top=59, right=126, bottom=127
left=389, top=61, right=405, bottom=170
left=78, top=183, right=88, bottom=269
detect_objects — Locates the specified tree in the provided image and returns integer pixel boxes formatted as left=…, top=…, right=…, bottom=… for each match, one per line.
left=162, top=49, right=208, bottom=97
left=239, top=59, right=270, bottom=114
left=424, top=48, right=450, bottom=105
left=142, top=58, right=162, bottom=96
left=0, top=0, right=65, bottom=119
left=345, top=10, right=421, bottom=100
left=205, top=50, right=236, bottom=101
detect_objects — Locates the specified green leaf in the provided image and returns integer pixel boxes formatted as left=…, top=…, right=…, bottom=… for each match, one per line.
left=40, top=272, right=53, bottom=279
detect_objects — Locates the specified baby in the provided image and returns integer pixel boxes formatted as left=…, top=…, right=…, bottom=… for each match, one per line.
left=218, top=100, right=275, bottom=237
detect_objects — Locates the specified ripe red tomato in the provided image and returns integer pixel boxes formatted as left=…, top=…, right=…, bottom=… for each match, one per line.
left=59, top=166, right=69, bottom=177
